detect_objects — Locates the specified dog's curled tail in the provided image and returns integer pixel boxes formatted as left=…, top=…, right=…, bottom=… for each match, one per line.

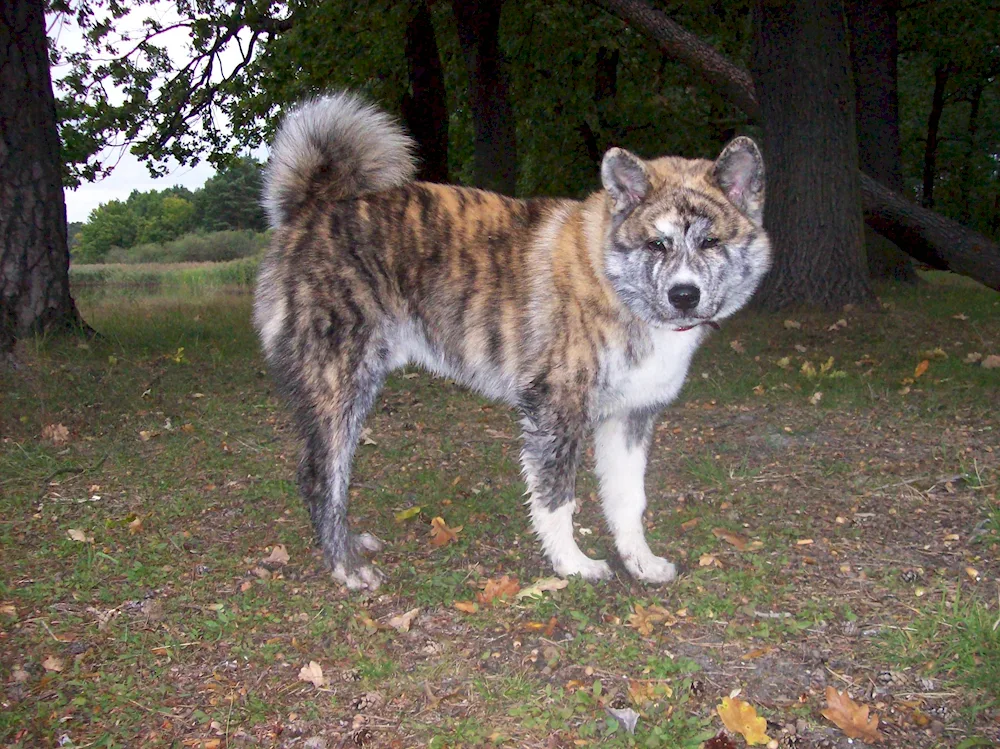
left=263, top=92, right=417, bottom=228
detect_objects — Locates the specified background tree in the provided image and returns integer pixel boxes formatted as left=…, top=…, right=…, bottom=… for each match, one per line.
left=1, top=0, right=88, bottom=358
left=193, top=158, right=268, bottom=233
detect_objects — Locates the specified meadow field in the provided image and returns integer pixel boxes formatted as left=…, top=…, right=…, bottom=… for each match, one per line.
left=1, top=266, right=998, bottom=748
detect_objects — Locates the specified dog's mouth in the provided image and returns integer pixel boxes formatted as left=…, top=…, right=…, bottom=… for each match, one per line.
left=673, top=320, right=721, bottom=333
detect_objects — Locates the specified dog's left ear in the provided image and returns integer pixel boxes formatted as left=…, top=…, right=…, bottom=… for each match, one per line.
left=713, top=137, right=765, bottom=226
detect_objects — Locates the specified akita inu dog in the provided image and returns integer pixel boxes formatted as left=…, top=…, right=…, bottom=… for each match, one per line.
left=255, top=92, right=771, bottom=589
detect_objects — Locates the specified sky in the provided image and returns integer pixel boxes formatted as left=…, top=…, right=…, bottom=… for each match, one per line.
left=48, top=8, right=257, bottom=223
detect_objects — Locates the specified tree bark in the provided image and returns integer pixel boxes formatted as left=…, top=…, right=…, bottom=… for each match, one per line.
left=958, top=84, right=982, bottom=225
left=586, top=0, right=1000, bottom=293
left=922, top=64, right=950, bottom=208
left=451, top=0, right=518, bottom=195
left=845, top=0, right=916, bottom=282
left=1, top=0, right=89, bottom=359
left=401, top=0, right=449, bottom=183
left=750, top=0, right=874, bottom=310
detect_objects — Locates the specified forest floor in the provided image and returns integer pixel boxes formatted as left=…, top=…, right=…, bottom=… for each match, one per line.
left=1, top=273, right=998, bottom=749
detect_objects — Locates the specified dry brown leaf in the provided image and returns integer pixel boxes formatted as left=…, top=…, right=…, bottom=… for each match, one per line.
left=263, top=544, right=290, bottom=566
left=712, top=528, right=749, bottom=551
left=964, top=352, right=983, bottom=363
left=983, top=354, right=1000, bottom=369
left=783, top=319, right=801, bottom=330
left=128, top=516, right=143, bottom=535
left=699, top=553, right=721, bottom=567
left=680, top=518, right=700, bottom=532
left=0, top=604, right=16, bottom=618
left=41, top=423, right=70, bottom=444
left=67, top=528, right=94, bottom=543
left=628, top=679, right=673, bottom=705
left=717, top=696, right=771, bottom=745
left=808, top=391, right=823, bottom=405
left=516, top=576, right=568, bottom=600
left=821, top=686, right=884, bottom=743
left=729, top=339, right=745, bottom=354
left=298, top=660, right=325, bottom=687
left=429, top=516, right=462, bottom=547
left=453, top=600, right=478, bottom=614
left=387, top=607, right=420, bottom=632
left=626, top=603, right=676, bottom=635
left=476, top=575, right=520, bottom=605
left=42, top=655, right=64, bottom=672
left=914, top=359, right=930, bottom=379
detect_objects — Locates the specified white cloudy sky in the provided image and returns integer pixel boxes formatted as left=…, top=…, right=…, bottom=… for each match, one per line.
left=48, top=9, right=259, bottom=223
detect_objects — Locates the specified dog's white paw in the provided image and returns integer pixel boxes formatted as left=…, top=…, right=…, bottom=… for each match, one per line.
left=554, top=556, right=613, bottom=582
left=333, top=562, right=385, bottom=591
left=624, top=553, right=677, bottom=585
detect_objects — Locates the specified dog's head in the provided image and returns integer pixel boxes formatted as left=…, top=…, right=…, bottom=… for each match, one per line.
left=599, top=137, right=771, bottom=330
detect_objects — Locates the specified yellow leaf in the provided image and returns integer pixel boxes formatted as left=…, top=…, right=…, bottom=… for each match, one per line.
left=429, top=516, right=462, bottom=547
left=454, top=601, right=478, bottom=614
left=821, top=687, right=884, bottom=743
left=717, top=696, right=771, bottom=745
left=516, top=576, right=568, bottom=600
left=395, top=506, right=422, bottom=522
left=775, top=356, right=791, bottom=369
left=914, top=359, right=930, bottom=379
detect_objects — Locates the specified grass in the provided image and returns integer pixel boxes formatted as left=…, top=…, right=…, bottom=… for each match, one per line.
left=0, top=270, right=998, bottom=747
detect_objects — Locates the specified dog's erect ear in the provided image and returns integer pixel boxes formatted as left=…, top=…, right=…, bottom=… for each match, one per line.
left=713, top=136, right=765, bottom=226
left=601, top=148, right=650, bottom=216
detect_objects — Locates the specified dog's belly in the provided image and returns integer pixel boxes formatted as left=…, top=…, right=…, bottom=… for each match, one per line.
left=594, top=326, right=705, bottom=418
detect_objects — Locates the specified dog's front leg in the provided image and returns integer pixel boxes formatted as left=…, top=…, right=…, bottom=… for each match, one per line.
left=519, top=391, right=612, bottom=582
left=594, top=410, right=677, bottom=584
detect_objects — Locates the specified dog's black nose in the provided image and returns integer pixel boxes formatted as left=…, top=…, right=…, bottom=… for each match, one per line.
left=667, top=284, right=701, bottom=311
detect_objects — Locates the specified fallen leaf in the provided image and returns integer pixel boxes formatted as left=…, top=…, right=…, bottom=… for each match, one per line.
left=919, top=347, right=948, bottom=360
left=627, top=603, right=676, bottom=636
left=263, top=544, right=290, bottom=566
left=628, top=679, right=673, bottom=705
left=298, top=661, right=325, bottom=687
left=606, top=706, right=640, bottom=734
left=821, top=686, right=884, bottom=743
left=67, top=528, right=94, bottom=543
left=42, top=655, right=64, bottom=672
left=783, top=319, right=801, bottom=330
left=914, top=360, right=930, bottom=379
left=983, top=354, right=1000, bottom=369
left=41, top=423, right=70, bottom=444
left=964, top=352, right=983, bottom=363
left=387, top=607, right=420, bottom=632
left=394, top=506, right=422, bottom=522
left=729, top=339, right=745, bottom=354
left=680, top=518, right=700, bottom=532
left=359, top=427, right=377, bottom=446
left=429, top=517, right=462, bottom=547
left=138, top=429, right=160, bottom=442
left=796, top=538, right=814, bottom=546
left=128, top=516, right=143, bottom=535
left=453, top=601, right=478, bottom=614
left=516, top=576, right=568, bottom=600
left=712, top=528, right=749, bottom=551
left=776, top=356, right=792, bottom=369
left=477, top=576, right=520, bottom=604
left=965, top=567, right=980, bottom=582
left=952, top=313, right=969, bottom=320
left=699, top=553, right=721, bottom=567
left=809, top=391, right=823, bottom=405
left=828, top=318, right=848, bottom=331
left=0, top=604, right=16, bottom=618
left=717, top=696, right=771, bottom=745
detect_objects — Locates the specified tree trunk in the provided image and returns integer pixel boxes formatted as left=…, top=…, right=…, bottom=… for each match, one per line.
left=845, top=0, right=916, bottom=282
left=1, top=0, right=89, bottom=359
left=587, top=0, right=1000, bottom=293
left=451, top=0, right=518, bottom=195
left=400, top=0, right=449, bottom=183
left=751, top=0, right=874, bottom=310
left=921, top=64, right=950, bottom=209
left=958, top=84, right=983, bottom=225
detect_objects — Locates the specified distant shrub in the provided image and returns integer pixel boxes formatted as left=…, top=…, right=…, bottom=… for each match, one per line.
left=101, top=230, right=269, bottom=264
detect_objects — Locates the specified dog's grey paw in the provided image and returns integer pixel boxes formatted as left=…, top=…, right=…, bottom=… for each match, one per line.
left=624, top=554, right=677, bottom=585
left=554, top=557, right=612, bottom=582
left=353, top=532, right=384, bottom=554
left=332, top=562, right=385, bottom=591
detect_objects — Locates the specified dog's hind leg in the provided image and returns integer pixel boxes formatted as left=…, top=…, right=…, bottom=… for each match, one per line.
left=296, top=339, right=388, bottom=590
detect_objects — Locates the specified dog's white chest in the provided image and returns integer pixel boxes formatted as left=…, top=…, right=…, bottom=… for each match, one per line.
left=596, top=327, right=705, bottom=416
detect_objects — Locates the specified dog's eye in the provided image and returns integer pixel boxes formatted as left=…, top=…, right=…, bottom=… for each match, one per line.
left=646, top=238, right=670, bottom=253
left=700, top=236, right=720, bottom=249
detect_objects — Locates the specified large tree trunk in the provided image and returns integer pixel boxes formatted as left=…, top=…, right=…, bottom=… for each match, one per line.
left=845, top=0, right=916, bottom=282
left=400, top=0, right=449, bottom=183
left=587, top=0, right=1000, bottom=293
left=1, top=0, right=89, bottom=360
left=751, top=0, right=874, bottom=310
left=922, top=64, right=950, bottom=208
left=451, top=0, right=518, bottom=195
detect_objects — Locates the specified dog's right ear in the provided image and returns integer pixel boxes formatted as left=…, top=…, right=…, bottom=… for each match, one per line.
left=601, top=148, right=650, bottom=216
